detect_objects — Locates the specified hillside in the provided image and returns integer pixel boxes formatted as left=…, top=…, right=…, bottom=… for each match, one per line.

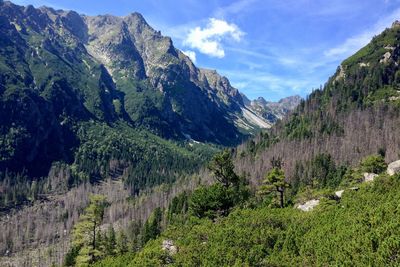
left=0, top=0, right=283, bottom=181
left=0, top=0, right=301, bottom=209
left=0, top=2, right=301, bottom=266
left=235, top=20, right=400, bottom=188
left=94, top=166, right=400, bottom=266
left=2, top=1, right=400, bottom=267
left=85, top=20, right=400, bottom=267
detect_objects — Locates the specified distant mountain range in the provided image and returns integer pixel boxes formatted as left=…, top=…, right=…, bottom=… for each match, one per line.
left=242, top=94, right=302, bottom=123
left=2, top=1, right=400, bottom=266
left=0, top=1, right=300, bottom=178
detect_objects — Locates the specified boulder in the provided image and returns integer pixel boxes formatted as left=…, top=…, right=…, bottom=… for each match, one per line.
left=335, top=190, right=344, bottom=198
left=387, top=160, right=400, bottom=176
left=380, top=52, right=391, bottom=63
left=363, top=172, right=378, bottom=182
left=162, top=239, right=178, bottom=255
left=297, top=199, right=320, bottom=212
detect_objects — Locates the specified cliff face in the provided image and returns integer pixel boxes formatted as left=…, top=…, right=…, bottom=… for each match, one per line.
left=0, top=0, right=303, bottom=182
left=243, top=95, right=302, bottom=123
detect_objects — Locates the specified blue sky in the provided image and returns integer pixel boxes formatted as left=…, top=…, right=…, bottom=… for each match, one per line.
left=11, top=0, right=400, bottom=101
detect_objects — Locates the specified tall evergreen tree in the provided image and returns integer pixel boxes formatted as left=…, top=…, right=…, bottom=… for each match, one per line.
left=208, top=149, right=240, bottom=188
left=260, top=168, right=289, bottom=208
left=69, top=194, right=107, bottom=266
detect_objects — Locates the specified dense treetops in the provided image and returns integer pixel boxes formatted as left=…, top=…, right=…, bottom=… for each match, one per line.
left=91, top=154, right=400, bottom=266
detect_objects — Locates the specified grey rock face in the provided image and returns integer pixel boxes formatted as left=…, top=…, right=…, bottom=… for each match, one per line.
left=387, top=160, right=400, bottom=176
left=363, top=172, right=378, bottom=182
left=245, top=95, right=302, bottom=124
left=0, top=1, right=291, bottom=146
left=296, top=199, right=320, bottom=212
left=162, top=239, right=178, bottom=255
left=335, top=190, right=344, bottom=198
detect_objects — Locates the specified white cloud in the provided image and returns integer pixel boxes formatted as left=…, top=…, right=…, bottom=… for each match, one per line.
left=182, top=50, right=197, bottom=63
left=184, top=18, right=244, bottom=58
left=324, top=7, right=400, bottom=58
left=232, top=81, right=249, bottom=89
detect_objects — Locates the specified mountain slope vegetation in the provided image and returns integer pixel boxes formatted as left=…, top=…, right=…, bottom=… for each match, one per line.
left=2, top=1, right=400, bottom=267
left=88, top=20, right=400, bottom=267
left=95, top=170, right=400, bottom=267
left=0, top=0, right=297, bottom=210
left=0, top=2, right=300, bottom=266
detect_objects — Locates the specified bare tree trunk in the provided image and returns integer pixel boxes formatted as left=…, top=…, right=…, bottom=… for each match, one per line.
left=278, top=188, right=284, bottom=208
left=93, top=222, right=96, bottom=250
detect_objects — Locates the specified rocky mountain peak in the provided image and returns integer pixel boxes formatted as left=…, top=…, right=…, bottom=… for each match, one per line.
left=244, top=95, right=302, bottom=123
left=254, top=96, right=267, bottom=105
left=0, top=2, right=296, bottom=149
left=392, top=20, right=400, bottom=28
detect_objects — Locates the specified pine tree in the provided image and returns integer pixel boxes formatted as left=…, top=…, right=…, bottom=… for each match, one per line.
left=260, top=168, right=289, bottom=208
left=69, top=194, right=107, bottom=266
left=141, top=207, right=162, bottom=244
left=116, top=231, right=128, bottom=254
left=105, top=225, right=116, bottom=256
left=208, top=149, right=240, bottom=188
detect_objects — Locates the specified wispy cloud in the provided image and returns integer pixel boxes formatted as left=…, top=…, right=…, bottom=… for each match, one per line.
left=213, top=0, right=259, bottom=18
left=324, top=7, right=400, bottom=58
left=182, top=50, right=197, bottom=63
left=218, top=68, right=319, bottom=100
left=184, top=18, right=244, bottom=58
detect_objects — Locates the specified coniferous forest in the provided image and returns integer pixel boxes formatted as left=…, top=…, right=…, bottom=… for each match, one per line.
left=1, top=1, right=400, bottom=266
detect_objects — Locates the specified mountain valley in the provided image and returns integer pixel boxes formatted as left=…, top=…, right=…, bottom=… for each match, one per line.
left=1, top=1, right=400, bottom=267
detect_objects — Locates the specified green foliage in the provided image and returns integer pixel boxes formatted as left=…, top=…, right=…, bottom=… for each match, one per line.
left=70, top=122, right=218, bottom=194
left=208, top=149, right=240, bottom=188
left=101, top=173, right=400, bottom=266
left=167, top=192, right=189, bottom=223
left=115, top=231, right=129, bottom=255
left=189, top=184, right=241, bottom=219
left=66, top=195, right=108, bottom=266
left=284, top=114, right=312, bottom=140
left=142, top=207, right=163, bottom=244
left=365, top=85, right=400, bottom=105
left=91, top=253, right=135, bottom=267
left=105, top=225, right=117, bottom=257
left=360, top=154, right=388, bottom=174
left=343, top=27, right=398, bottom=66
left=260, top=168, right=289, bottom=208
left=189, top=150, right=250, bottom=219
left=292, top=153, right=347, bottom=191
left=261, top=168, right=287, bottom=192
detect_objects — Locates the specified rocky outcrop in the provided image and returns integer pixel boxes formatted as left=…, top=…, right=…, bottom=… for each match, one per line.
left=335, top=190, right=344, bottom=198
left=380, top=52, right=391, bottom=64
left=244, top=95, right=302, bottom=124
left=162, top=239, right=178, bottom=255
left=392, top=20, right=400, bottom=28
left=335, top=65, right=346, bottom=81
left=363, top=173, right=378, bottom=182
left=296, top=199, right=320, bottom=212
left=358, top=62, right=369, bottom=67
left=387, top=160, right=400, bottom=176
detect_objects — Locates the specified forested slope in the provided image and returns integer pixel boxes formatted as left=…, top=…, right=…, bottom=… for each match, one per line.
left=87, top=21, right=400, bottom=267
left=234, top=21, right=400, bottom=188
left=97, top=169, right=400, bottom=266
left=2, top=1, right=400, bottom=267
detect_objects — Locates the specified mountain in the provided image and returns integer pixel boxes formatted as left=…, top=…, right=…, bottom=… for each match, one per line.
left=235, top=18, right=400, bottom=187
left=242, top=94, right=302, bottom=123
left=88, top=20, right=400, bottom=267
left=0, top=0, right=297, bottom=183
left=0, top=2, right=301, bottom=265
